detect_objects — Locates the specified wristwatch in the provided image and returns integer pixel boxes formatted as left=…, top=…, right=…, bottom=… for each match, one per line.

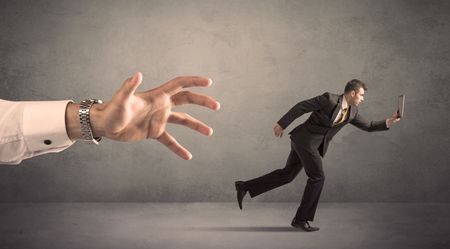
left=79, top=99, right=103, bottom=144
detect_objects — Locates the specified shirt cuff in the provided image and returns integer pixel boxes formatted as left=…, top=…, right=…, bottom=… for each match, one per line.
left=22, top=100, right=75, bottom=154
left=386, top=119, right=390, bottom=129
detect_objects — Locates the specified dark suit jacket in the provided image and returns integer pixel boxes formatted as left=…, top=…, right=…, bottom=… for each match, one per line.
left=277, top=92, right=388, bottom=157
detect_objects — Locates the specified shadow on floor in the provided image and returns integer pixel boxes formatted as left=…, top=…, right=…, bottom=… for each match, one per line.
left=184, top=226, right=304, bottom=232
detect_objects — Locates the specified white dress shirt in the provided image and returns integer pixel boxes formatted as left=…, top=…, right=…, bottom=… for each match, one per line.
left=0, top=99, right=74, bottom=165
left=333, top=96, right=349, bottom=124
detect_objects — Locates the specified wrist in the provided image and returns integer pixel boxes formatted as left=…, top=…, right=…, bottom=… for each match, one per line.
left=90, top=103, right=106, bottom=138
left=386, top=118, right=392, bottom=128
left=65, top=102, right=106, bottom=141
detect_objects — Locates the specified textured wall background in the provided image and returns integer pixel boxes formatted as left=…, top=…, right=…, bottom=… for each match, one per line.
left=0, top=0, right=449, bottom=202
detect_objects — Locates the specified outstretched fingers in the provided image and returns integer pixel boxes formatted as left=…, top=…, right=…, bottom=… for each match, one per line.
left=169, top=112, right=213, bottom=136
left=160, top=76, right=212, bottom=96
left=171, top=91, right=220, bottom=110
left=157, top=131, right=192, bottom=160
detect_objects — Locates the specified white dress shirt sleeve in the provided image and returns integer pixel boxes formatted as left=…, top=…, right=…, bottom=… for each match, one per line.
left=0, top=99, right=75, bottom=165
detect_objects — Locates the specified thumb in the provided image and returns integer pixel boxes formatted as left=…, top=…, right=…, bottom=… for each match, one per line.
left=117, top=72, right=143, bottom=100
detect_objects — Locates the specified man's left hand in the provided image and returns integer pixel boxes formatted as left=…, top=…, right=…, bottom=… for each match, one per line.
left=386, top=111, right=401, bottom=128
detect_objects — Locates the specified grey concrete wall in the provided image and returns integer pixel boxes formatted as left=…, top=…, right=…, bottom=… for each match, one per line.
left=0, top=0, right=449, bottom=202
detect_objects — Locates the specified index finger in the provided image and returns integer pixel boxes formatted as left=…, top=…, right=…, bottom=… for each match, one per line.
left=160, top=76, right=212, bottom=95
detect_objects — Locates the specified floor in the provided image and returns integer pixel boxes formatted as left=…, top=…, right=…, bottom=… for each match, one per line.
left=0, top=202, right=449, bottom=249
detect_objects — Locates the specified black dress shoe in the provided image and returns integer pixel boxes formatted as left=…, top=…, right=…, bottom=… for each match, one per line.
left=235, top=181, right=247, bottom=210
left=291, top=219, right=320, bottom=232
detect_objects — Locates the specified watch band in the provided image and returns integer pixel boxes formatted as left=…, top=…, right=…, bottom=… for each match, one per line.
left=79, top=99, right=103, bottom=144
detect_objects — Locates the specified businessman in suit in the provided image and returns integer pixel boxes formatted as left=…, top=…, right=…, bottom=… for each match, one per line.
left=235, top=79, right=401, bottom=231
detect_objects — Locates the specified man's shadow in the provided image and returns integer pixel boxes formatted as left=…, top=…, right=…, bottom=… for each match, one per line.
left=186, top=226, right=305, bottom=232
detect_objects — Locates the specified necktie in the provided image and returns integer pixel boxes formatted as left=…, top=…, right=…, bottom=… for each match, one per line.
left=334, top=108, right=348, bottom=126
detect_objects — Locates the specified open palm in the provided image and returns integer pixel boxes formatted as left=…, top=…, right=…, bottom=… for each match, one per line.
left=94, top=72, right=220, bottom=160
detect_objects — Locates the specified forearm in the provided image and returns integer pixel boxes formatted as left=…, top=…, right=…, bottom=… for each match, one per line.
left=1, top=100, right=74, bottom=165
left=351, top=115, right=389, bottom=132
left=368, top=120, right=389, bottom=132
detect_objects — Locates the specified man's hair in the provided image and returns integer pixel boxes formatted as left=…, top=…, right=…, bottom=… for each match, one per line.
left=344, top=79, right=367, bottom=93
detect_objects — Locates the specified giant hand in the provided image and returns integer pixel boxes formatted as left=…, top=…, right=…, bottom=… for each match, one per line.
left=66, top=72, right=220, bottom=160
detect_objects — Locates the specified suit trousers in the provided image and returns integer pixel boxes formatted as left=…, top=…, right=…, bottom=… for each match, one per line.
left=243, top=140, right=325, bottom=221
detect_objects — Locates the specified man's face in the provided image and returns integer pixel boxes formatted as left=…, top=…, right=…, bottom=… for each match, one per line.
left=349, top=88, right=365, bottom=106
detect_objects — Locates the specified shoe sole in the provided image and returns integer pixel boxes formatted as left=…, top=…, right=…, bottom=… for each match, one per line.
left=291, top=222, right=320, bottom=232
left=235, top=181, right=243, bottom=210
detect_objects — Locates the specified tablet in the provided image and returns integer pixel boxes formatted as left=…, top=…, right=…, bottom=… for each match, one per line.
left=397, top=95, right=405, bottom=118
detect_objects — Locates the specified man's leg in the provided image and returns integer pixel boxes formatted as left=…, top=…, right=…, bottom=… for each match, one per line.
left=293, top=144, right=325, bottom=222
left=242, top=142, right=303, bottom=198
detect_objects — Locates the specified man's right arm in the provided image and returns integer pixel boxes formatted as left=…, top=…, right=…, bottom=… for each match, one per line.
left=277, top=92, right=329, bottom=129
left=0, top=99, right=74, bottom=165
left=1, top=72, right=220, bottom=165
